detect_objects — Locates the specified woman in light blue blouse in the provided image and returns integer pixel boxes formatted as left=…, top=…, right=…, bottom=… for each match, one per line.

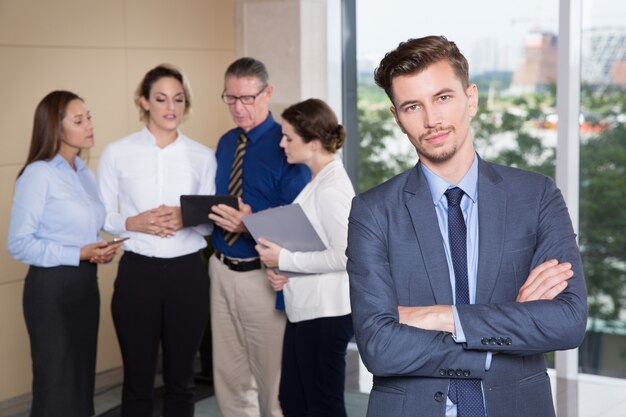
left=7, top=91, right=123, bottom=417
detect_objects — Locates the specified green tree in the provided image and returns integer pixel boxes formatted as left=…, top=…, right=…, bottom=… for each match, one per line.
left=357, top=100, right=415, bottom=192
left=580, top=124, right=626, bottom=323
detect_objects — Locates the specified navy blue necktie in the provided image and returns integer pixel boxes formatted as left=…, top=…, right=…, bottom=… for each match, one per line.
left=445, top=187, right=486, bottom=417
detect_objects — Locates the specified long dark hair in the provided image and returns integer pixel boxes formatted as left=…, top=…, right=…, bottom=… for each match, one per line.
left=18, top=90, right=83, bottom=178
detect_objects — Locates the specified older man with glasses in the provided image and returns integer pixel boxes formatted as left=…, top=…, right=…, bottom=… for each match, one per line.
left=208, top=57, right=311, bottom=417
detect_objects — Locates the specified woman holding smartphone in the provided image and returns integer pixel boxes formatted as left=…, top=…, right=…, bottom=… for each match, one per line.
left=97, top=64, right=216, bottom=417
left=7, top=90, right=122, bottom=417
left=256, top=98, right=355, bottom=417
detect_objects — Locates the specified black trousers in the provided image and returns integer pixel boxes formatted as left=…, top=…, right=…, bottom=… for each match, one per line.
left=112, top=251, right=209, bottom=417
left=23, top=262, right=99, bottom=417
left=279, top=314, right=354, bottom=417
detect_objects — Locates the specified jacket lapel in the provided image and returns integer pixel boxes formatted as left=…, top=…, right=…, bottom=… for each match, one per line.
left=476, top=160, right=506, bottom=304
left=404, top=165, right=454, bottom=305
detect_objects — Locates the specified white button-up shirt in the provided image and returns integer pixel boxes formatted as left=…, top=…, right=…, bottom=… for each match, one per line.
left=97, top=127, right=216, bottom=258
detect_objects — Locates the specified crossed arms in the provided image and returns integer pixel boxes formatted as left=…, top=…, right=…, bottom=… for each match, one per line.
left=346, top=178, right=588, bottom=378
left=399, top=258, right=575, bottom=334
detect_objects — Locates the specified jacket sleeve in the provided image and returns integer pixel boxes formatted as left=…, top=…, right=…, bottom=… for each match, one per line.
left=456, top=177, right=588, bottom=355
left=347, top=194, right=488, bottom=379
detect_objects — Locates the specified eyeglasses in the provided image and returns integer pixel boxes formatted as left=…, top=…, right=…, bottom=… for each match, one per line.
left=221, top=85, right=267, bottom=105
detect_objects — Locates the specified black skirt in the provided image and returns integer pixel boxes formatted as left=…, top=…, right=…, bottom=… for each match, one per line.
left=23, top=261, right=100, bottom=417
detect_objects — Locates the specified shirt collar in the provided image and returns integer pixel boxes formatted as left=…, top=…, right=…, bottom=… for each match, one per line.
left=141, top=126, right=183, bottom=147
left=52, top=153, right=87, bottom=172
left=420, top=153, right=478, bottom=205
left=240, top=112, right=276, bottom=143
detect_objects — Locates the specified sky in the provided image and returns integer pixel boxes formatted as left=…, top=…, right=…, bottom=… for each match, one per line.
left=356, top=0, right=623, bottom=74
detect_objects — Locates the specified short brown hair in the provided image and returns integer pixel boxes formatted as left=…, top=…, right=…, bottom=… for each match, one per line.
left=281, top=98, right=346, bottom=154
left=135, top=63, right=192, bottom=123
left=374, top=36, right=469, bottom=102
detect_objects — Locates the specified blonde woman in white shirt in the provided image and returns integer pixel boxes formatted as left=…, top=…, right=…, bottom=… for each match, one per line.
left=97, top=64, right=216, bottom=417
left=256, top=98, right=355, bottom=417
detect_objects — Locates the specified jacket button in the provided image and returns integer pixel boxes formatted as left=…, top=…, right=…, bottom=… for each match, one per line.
left=434, top=391, right=445, bottom=402
left=463, top=370, right=471, bottom=377
left=439, top=369, right=446, bottom=376
left=489, top=338, right=497, bottom=345
left=481, top=337, right=489, bottom=345
left=496, top=337, right=503, bottom=345
left=447, top=369, right=455, bottom=376
left=455, top=369, right=463, bottom=376
left=505, top=337, right=513, bottom=345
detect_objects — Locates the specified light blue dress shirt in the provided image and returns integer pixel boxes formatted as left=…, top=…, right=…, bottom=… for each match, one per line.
left=420, top=154, right=490, bottom=417
left=7, top=154, right=105, bottom=267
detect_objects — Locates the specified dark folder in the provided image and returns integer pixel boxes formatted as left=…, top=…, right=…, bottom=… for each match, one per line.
left=180, top=195, right=238, bottom=227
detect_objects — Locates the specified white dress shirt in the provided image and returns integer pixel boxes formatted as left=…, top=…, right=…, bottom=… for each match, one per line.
left=97, top=127, right=216, bottom=258
left=278, top=158, right=355, bottom=322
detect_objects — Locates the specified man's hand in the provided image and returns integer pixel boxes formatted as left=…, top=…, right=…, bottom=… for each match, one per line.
left=398, top=305, right=455, bottom=334
left=516, top=259, right=573, bottom=302
left=209, top=197, right=252, bottom=233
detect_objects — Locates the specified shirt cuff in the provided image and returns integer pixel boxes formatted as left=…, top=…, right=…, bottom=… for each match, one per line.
left=106, top=213, right=129, bottom=235
left=451, top=305, right=466, bottom=343
left=278, top=248, right=294, bottom=271
left=61, top=246, right=81, bottom=266
left=485, top=352, right=493, bottom=371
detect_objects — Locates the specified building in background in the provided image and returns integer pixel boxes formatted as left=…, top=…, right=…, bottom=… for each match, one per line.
left=510, top=31, right=558, bottom=94
left=582, top=27, right=626, bottom=89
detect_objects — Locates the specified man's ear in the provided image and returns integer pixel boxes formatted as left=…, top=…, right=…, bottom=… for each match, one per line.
left=466, top=83, right=479, bottom=117
left=264, top=84, right=274, bottom=100
left=390, top=106, right=407, bottom=134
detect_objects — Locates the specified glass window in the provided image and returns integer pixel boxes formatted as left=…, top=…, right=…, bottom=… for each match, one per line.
left=578, top=0, right=626, bottom=379
left=356, top=0, right=559, bottom=192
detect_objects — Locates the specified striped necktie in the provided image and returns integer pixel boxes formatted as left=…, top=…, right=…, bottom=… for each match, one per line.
left=446, top=187, right=486, bottom=417
left=224, top=133, right=247, bottom=246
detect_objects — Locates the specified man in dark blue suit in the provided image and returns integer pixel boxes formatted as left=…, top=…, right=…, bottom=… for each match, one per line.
left=347, top=36, right=587, bottom=417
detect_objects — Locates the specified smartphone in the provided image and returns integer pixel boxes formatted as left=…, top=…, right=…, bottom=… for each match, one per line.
left=106, top=237, right=130, bottom=246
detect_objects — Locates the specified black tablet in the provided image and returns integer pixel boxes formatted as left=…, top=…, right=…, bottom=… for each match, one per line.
left=180, top=195, right=238, bottom=227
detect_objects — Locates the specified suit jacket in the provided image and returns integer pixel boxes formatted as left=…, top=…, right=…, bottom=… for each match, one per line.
left=347, top=158, right=588, bottom=417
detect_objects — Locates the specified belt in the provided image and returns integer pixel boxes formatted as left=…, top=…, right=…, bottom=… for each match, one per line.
left=213, top=249, right=262, bottom=272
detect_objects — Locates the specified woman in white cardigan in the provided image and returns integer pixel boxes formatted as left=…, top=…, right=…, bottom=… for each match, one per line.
left=256, top=98, right=355, bottom=417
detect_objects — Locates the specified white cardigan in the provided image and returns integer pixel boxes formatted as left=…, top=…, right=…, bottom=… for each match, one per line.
left=278, top=158, right=355, bottom=323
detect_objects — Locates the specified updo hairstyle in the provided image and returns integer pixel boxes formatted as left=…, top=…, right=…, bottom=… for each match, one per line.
left=281, top=98, right=346, bottom=154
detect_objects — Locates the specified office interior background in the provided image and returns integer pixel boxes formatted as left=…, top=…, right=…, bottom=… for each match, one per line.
left=1, top=0, right=625, bottom=416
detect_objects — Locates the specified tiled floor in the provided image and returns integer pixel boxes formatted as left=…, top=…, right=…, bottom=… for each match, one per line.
left=7, top=348, right=367, bottom=417
left=9, top=350, right=626, bottom=417
left=88, top=384, right=368, bottom=417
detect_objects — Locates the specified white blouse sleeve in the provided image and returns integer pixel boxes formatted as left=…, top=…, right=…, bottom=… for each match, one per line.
left=278, top=184, right=352, bottom=274
left=97, top=144, right=127, bottom=235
